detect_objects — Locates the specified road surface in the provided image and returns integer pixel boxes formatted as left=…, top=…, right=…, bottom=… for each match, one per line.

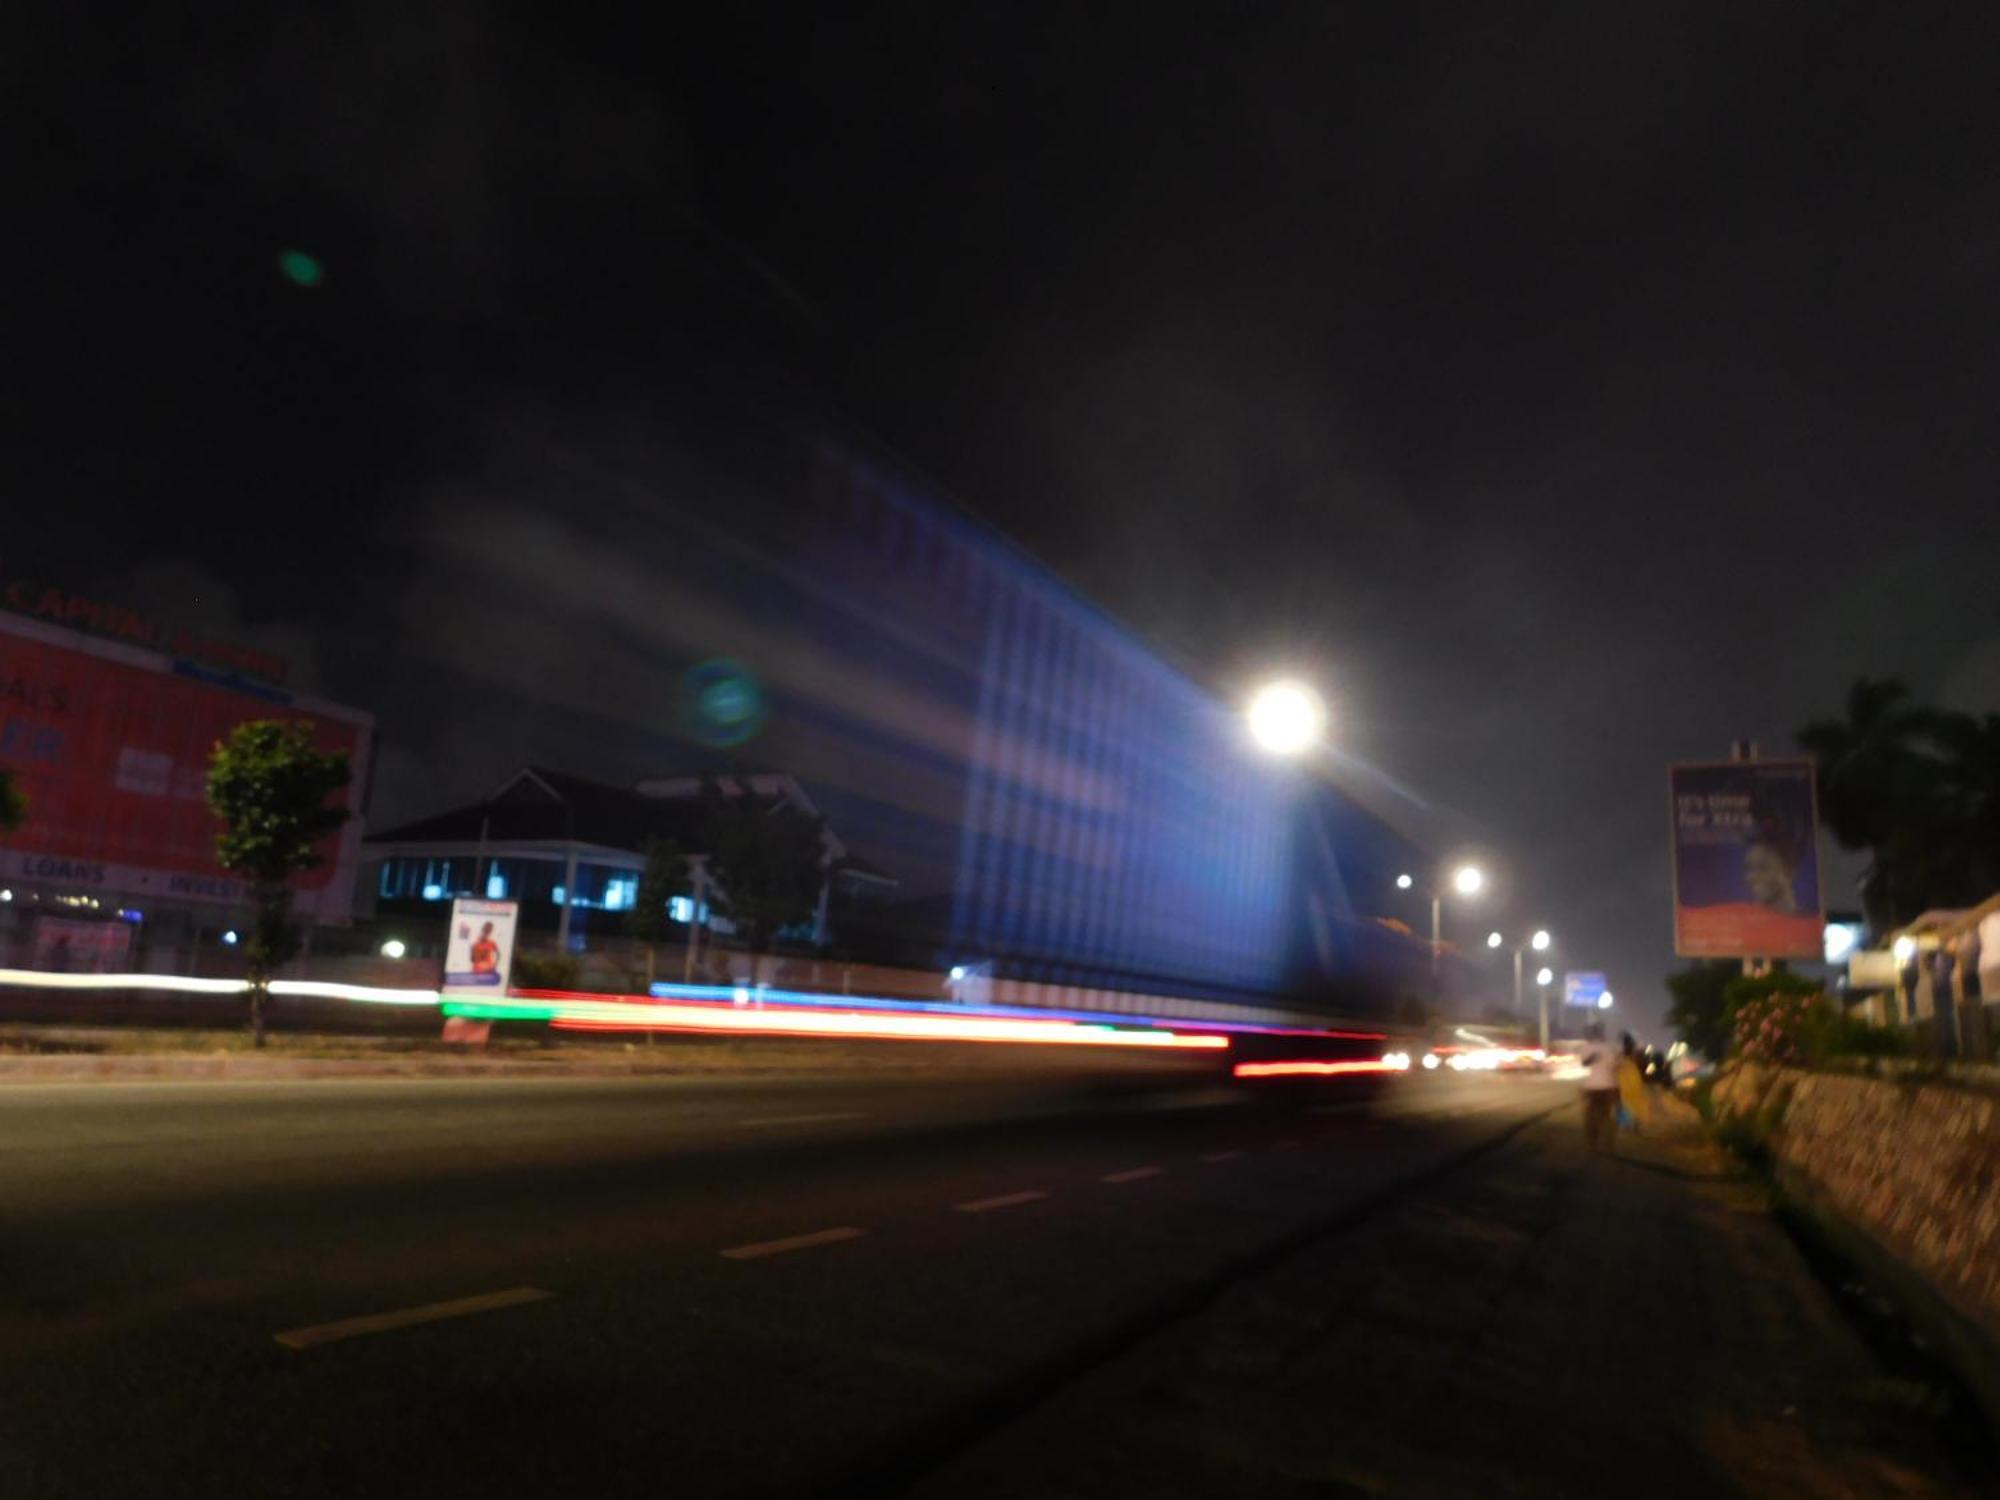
left=1, top=1065, right=1557, bottom=1496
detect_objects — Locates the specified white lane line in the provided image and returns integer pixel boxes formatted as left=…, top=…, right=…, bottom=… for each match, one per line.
left=954, top=1190, right=1050, bottom=1214
left=274, top=1287, right=552, bottom=1351
left=1100, top=1166, right=1165, bottom=1184
left=1198, top=1150, right=1242, bottom=1163
left=738, top=1112, right=872, bottom=1128
left=720, top=1226, right=867, bottom=1261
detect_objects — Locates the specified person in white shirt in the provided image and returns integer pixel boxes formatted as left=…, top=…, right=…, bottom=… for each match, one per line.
left=1577, top=1023, right=1621, bottom=1153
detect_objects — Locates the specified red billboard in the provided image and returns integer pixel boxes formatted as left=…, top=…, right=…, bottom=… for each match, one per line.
left=0, top=612, right=371, bottom=918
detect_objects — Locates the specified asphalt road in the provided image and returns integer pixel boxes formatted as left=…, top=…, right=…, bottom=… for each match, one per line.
left=0, top=1064, right=1559, bottom=1497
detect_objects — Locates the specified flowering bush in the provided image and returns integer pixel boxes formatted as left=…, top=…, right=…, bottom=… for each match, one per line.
left=1729, top=985, right=1829, bottom=1067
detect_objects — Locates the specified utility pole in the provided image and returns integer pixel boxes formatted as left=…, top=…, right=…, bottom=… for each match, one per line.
left=1732, top=738, right=1764, bottom=978
left=1430, top=893, right=1443, bottom=982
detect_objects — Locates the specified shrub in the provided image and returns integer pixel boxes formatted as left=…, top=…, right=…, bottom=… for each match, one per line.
left=1809, top=1013, right=1909, bottom=1062
left=512, top=951, right=581, bottom=990
left=1730, top=986, right=1827, bottom=1067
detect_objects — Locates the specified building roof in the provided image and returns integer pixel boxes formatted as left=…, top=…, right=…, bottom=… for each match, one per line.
left=366, top=767, right=891, bottom=889
left=367, top=767, right=710, bottom=852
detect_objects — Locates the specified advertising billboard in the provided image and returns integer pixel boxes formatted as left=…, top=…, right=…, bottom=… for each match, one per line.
left=1670, top=759, right=1823, bottom=959
left=443, top=898, right=518, bottom=994
left=0, top=611, right=372, bottom=918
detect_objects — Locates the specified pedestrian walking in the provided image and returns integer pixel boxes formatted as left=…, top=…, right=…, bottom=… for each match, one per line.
left=1578, top=1023, right=1620, bottom=1152
left=1617, top=1032, right=1650, bottom=1133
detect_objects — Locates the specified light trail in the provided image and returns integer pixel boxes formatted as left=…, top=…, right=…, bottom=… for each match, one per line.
left=0, top=971, right=1228, bottom=1051
left=1233, top=1059, right=1407, bottom=1078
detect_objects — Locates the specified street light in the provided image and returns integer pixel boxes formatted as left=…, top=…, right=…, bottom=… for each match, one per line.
left=1536, top=966, right=1554, bottom=987
left=1486, top=928, right=1559, bottom=1049
left=1398, top=862, right=1489, bottom=983
left=1599, top=991, right=1615, bottom=1010
left=1245, top=679, right=1325, bottom=756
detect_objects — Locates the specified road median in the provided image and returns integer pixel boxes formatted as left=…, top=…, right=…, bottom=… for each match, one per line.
left=0, top=1025, right=1216, bottom=1085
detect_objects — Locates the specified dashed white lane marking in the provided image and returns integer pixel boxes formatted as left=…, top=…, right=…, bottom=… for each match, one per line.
left=720, top=1226, right=867, bottom=1261
left=274, top=1287, right=552, bottom=1351
left=1198, top=1150, right=1242, bottom=1163
left=954, top=1190, right=1050, bottom=1214
left=1100, top=1166, right=1165, bottom=1184
left=739, top=1111, right=872, bottom=1128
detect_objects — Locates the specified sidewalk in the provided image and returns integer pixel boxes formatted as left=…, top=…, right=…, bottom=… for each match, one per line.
left=914, top=1093, right=1988, bottom=1499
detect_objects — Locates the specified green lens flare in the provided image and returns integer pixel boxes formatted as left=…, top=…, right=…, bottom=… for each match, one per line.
left=276, top=249, right=324, bottom=288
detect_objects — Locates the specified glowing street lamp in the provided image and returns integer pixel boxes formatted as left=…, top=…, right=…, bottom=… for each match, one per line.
left=1397, top=862, right=1490, bottom=983
left=1245, top=679, right=1325, bottom=756
left=1485, top=926, right=1559, bottom=1048
left=1536, top=966, right=1554, bottom=987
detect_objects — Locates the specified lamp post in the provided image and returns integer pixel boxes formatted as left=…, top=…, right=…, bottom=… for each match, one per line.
left=1536, top=965, right=1555, bottom=1048
left=1396, top=863, right=1487, bottom=983
left=1507, top=928, right=1552, bottom=1030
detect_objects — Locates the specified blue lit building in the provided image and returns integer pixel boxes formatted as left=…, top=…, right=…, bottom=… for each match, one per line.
left=394, top=378, right=1437, bottom=1014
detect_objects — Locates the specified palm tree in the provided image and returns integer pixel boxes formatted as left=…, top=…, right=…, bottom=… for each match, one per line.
left=1929, top=710, right=2000, bottom=898
left=1797, top=677, right=1948, bottom=927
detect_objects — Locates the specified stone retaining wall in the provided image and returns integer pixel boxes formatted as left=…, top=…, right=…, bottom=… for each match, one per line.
left=1718, top=1064, right=2000, bottom=1346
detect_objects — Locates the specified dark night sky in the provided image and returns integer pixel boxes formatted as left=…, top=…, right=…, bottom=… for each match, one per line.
left=15, top=3, right=2000, bottom=1027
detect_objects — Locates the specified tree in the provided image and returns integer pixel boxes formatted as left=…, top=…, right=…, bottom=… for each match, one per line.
left=1666, top=960, right=1738, bottom=1061
left=700, top=780, right=827, bottom=961
left=625, top=836, right=690, bottom=987
left=0, top=769, right=23, bottom=834
left=1930, top=710, right=2000, bottom=898
left=207, top=721, right=351, bottom=1047
left=1798, top=677, right=1968, bottom=927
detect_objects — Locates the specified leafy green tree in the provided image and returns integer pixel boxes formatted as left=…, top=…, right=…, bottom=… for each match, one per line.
left=700, top=780, right=826, bottom=959
left=207, top=721, right=351, bottom=1047
left=625, top=836, right=690, bottom=987
left=0, top=769, right=23, bottom=834
left=1666, top=960, right=1738, bottom=1061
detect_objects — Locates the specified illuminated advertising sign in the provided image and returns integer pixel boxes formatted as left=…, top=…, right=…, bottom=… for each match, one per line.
left=1563, top=971, right=1606, bottom=1008
left=1670, top=759, right=1823, bottom=959
left=443, top=899, right=518, bottom=994
left=0, top=611, right=370, bottom=918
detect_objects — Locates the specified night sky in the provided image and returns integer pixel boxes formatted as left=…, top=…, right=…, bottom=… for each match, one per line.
left=18, top=4, right=2000, bottom=1028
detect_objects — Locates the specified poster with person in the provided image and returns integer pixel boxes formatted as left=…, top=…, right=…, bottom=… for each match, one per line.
left=1669, top=760, right=1823, bottom=958
left=442, top=898, right=519, bottom=994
